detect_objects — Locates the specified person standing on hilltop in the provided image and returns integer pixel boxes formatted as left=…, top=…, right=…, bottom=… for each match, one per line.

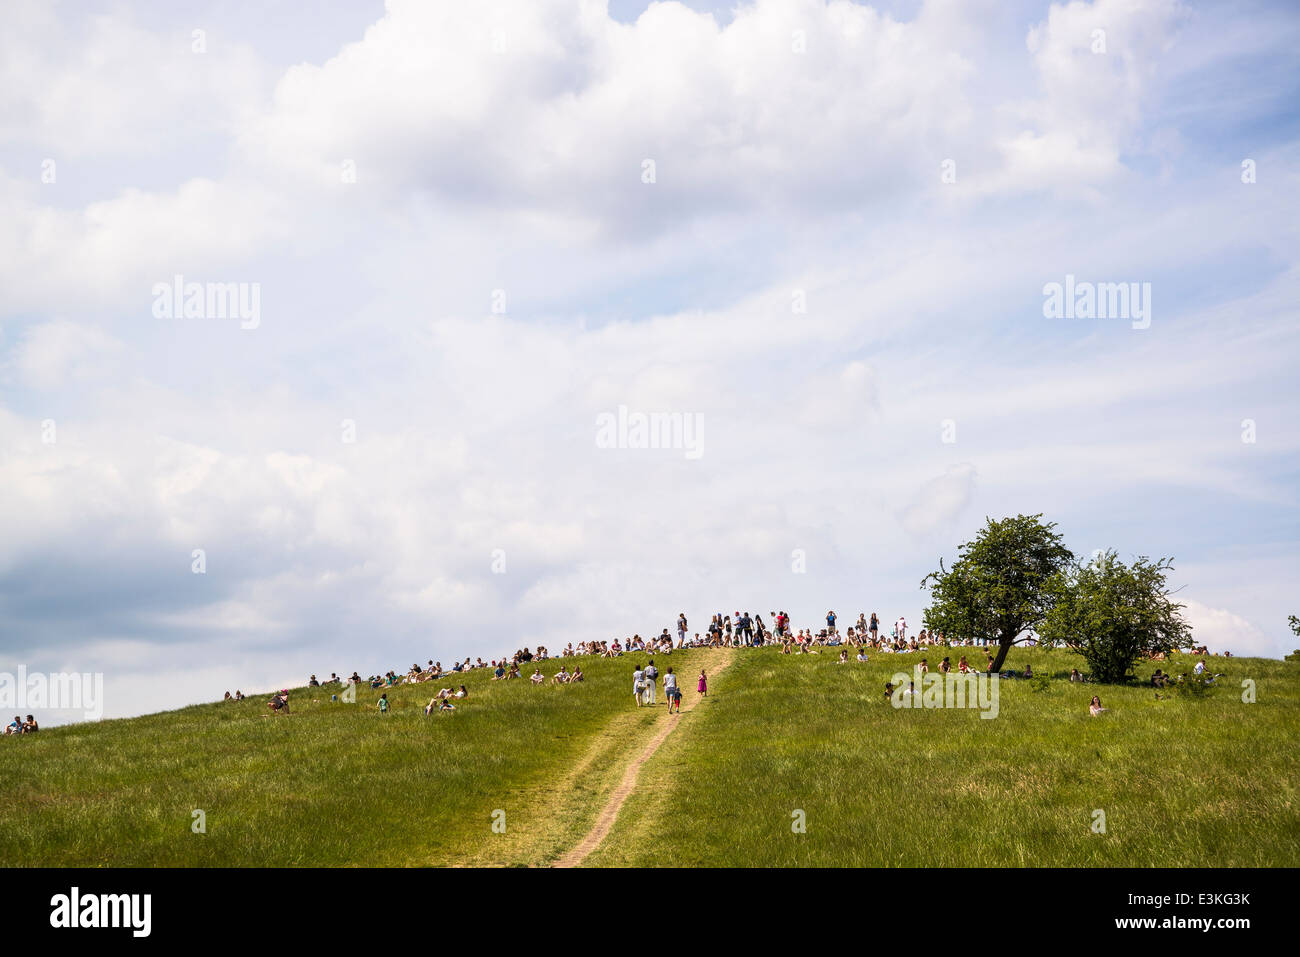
left=677, top=613, right=687, bottom=644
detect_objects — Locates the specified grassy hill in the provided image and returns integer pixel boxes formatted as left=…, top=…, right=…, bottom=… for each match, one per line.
left=3, top=647, right=1296, bottom=867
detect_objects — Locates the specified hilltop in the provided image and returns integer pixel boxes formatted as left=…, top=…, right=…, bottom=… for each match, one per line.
left=2, top=646, right=1296, bottom=867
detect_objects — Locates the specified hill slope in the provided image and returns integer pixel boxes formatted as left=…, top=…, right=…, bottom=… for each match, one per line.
left=3, top=647, right=1297, bottom=867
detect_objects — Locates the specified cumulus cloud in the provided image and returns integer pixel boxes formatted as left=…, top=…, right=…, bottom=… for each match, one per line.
left=1180, top=599, right=1278, bottom=659
left=899, top=463, right=977, bottom=535
left=0, top=0, right=1297, bottom=722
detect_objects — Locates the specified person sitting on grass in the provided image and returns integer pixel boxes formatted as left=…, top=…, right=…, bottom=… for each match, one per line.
left=939, top=657, right=952, bottom=674
left=377, top=693, right=389, bottom=714
left=268, top=691, right=290, bottom=715
left=1069, top=668, right=1083, bottom=682
left=958, top=656, right=970, bottom=673
left=424, top=696, right=439, bottom=716
left=455, top=685, right=468, bottom=699
left=439, top=698, right=455, bottom=712
left=4, top=716, right=20, bottom=734
left=552, top=666, right=570, bottom=684
left=571, top=665, right=584, bottom=682
left=530, top=667, right=545, bottom=685
left=22, top=715, right=38, bottom=733
left=1089, top=695, right=1107, bottom=717
left=836, top=649, right=849, bottom=664
left=223, top=691, right=233, bottom=700
left=234, top=690, right=245, bottom=700
left=856, top=648, right=869, bottom=662
left=882, top=682, right=894, bottom=701
left=1023, top=663, right=1033, bottom=679
left=492, top=663, right=506, bottom=680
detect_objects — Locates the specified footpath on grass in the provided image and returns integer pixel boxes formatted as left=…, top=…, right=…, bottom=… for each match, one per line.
left=551, top=647, right=736, bottom=868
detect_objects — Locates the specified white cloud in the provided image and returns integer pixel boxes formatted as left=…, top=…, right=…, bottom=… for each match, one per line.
left=0, top=0, right=1296, bottom=722
left=1180, top=599, right=1277, bottom=659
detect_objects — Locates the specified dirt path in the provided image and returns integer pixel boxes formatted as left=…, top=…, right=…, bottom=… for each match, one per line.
left=552, top=648, right=735, bottom=867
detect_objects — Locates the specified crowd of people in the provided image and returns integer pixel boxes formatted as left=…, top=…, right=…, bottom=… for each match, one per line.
left=213, top=606, right=1228, bottom=721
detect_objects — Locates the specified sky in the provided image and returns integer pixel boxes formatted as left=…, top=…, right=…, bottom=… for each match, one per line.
left=1, top=0, right=1297, bottom=723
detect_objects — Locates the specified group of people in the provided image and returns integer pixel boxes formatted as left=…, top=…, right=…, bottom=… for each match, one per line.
left=215, top=605, right=1227, bottom=725
left=4, top=715, right=38, bottom=735
left=632, top=660, right=707, bottom=714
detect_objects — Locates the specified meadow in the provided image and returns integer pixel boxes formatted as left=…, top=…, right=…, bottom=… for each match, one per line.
left=1, top=646, right=1296, bottom=867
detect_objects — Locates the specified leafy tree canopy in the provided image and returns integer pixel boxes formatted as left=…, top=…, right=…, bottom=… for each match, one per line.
left=921, top=514, right=1074, bottom=672
left=1038, top=551, right=1193, bottom=683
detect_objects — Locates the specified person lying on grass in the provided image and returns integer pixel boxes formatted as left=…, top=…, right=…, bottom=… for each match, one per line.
left=438, top=698, right=455, bottom=712
left=1089, top=695, right=1107, bottom=716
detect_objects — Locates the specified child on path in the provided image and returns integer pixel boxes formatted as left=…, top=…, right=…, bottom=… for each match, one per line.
left=697, top=669, right=708, bottom=697
left=664, top=667, right=681, bottom=714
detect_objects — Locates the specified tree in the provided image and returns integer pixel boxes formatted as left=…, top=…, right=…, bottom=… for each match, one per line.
left=1038, top=551, right=1193, bottom=683
left=921, top=514, right=1074, bottom=672
left=1289, top=614, right=1300, bottom=637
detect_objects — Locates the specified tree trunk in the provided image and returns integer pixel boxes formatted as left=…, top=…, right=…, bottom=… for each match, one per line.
left=989, top=638, right=1012, bottom=673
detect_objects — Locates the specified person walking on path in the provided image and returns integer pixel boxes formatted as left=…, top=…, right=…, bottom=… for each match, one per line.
left=664, top=667, right=681, bottom=713
left=643, top=659, right=659, bottom=705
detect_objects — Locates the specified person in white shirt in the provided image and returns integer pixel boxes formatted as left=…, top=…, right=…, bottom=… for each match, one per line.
left=643, top=659, right=658, bottom=704
left=632, top=665, right=645, bottom=705
left=663, top=667, right=681, bottom=713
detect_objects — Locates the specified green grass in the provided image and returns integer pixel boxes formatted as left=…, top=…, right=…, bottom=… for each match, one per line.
left=2, top=646, right=1296, bottom=867
left=587, top=648, right=1300, bottom=866
left=0, top=650, right=712, bottom=866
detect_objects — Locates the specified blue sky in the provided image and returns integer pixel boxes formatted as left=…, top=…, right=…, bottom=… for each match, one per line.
left=1, top=0, right=1297, bottom=722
